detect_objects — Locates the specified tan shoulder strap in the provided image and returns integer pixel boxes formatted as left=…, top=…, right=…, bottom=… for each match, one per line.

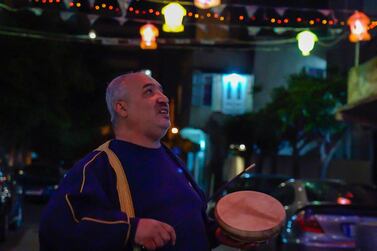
left=96, top=140, right=140, bottom=251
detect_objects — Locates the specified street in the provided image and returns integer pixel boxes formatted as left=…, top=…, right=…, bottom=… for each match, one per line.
left=0, top=202, right=43, bottom=251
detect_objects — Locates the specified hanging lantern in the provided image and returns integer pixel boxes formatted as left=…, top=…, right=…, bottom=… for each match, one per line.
left=140, top=24, right=159, bottom=49
left=347, top=11, right=371, bottom=43
left=162, top=2, right=186, bottom=32
left=296, top=30, right=318, bottom=56
left=194, top=0, right=220, bottom=9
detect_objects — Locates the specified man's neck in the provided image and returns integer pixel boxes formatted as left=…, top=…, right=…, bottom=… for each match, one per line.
left=114, top=128, right=161, bottom=149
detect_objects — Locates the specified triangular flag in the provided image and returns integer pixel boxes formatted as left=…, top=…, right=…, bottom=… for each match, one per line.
left=212, top=4, right=225, bottom=15
left=115, top=17, right=127, bottom=26
left=87, top=14, right=99, bottom=25
left=247, top=27, right=261, bottom=36
left=30, top=8, right=43, bottom=16
left=275, top=7, right=287, bottom=17
left=87, top=0, right=95, bottom=8
left=197, top=23, right=207, bottom=32
left=245, top=5, right=258, bottom=18
left=117, top=0, right=132, bottom=16
left=60, top=12, right=74, bottom=21
left=63, top=0, right=70, bottom=8
left=319, top=9, right=331, bottom=16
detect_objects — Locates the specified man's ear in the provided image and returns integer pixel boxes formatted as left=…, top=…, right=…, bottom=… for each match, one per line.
left=115, top=100, right=128, bottom=118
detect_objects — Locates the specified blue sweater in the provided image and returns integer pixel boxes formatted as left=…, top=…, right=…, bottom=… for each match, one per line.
left=39, top=140, right=217, bottom=251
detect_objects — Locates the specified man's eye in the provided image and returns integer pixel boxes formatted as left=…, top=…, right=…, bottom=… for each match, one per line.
left=145, top=89, right=153, bottom=95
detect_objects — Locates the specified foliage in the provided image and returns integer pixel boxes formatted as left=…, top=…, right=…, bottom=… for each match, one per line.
left=224, top=71, right=347, bottom=177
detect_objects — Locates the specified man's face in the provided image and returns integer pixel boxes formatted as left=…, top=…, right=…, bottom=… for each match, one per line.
left=122, top=73, right=171, bottom=140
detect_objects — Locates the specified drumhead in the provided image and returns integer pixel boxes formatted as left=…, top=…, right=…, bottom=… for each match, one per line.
left=215, top=191, right=286, bottom=242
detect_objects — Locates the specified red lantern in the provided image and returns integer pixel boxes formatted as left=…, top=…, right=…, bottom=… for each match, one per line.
left=347, top=11, right=371, bottom=43
left=140, top=24, right=159, bottom=49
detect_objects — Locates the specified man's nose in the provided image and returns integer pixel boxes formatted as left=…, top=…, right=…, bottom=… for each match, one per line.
left=157, top=93, right=169, bottom=103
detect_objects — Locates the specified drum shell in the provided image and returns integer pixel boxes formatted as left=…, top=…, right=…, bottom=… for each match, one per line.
left=215, top=191, right=286, bottom=242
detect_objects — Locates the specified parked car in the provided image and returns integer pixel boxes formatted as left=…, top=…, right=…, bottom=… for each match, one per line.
left=15, top=164, right=61, bottom=201
left=0, top=166, right=23, bottom=242
left=271, top=179, right=377, bottom=251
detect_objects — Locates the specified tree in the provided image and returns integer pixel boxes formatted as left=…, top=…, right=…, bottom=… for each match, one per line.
left=269, top=72, right=347, bottom=177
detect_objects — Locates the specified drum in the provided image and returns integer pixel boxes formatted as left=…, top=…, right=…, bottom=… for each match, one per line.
left=215, top=191, right=286, bottom=242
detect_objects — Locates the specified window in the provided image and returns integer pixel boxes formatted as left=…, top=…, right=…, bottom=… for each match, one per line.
left=191, top=73, right=213, bottom=107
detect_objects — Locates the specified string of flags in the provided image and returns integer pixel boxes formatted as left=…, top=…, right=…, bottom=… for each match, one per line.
left=0, top=0, right=375, bottom=52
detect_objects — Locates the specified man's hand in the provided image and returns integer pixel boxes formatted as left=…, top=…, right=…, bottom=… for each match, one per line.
left=134, top=218, right=176, bottom=250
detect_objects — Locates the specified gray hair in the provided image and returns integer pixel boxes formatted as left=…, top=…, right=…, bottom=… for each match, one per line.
left=106, top=71, right=154, bottom=124
left=105, top=74, right=130, bottom=124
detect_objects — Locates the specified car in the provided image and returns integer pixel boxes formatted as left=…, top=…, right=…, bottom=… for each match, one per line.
left=15, top=164, right=61, bottom=201
left=271, top=179, right=377, bottom=251
left=0, top=166, right=23, bottom=242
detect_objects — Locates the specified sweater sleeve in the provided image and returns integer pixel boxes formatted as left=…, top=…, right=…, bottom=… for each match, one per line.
left=39, top=151, right=138, bottom=251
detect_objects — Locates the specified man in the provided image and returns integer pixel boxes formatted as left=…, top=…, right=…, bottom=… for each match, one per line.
left=40, top=72, right=218, bottom=250
left=39, top=72, right=256, bottom=251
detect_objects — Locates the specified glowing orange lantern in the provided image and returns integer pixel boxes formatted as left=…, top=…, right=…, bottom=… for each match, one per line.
left=194, top=0, right=220, bottom=9
left=140, top=24, right=159, bottom=49
left=348, top=11, right=371, bottom=42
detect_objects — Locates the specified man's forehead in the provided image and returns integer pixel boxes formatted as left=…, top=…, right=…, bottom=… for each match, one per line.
left=121, top=73, right=162, bottom=89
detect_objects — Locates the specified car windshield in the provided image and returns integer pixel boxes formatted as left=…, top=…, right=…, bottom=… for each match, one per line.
left=304, top=181, right=377, bottom=206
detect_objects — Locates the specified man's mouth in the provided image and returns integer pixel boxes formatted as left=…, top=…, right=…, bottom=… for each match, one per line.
left=158, top=107, right=169, bottom=115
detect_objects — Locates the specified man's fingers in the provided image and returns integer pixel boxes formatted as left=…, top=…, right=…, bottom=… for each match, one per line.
left=145, top=240, right=156, bottom=251
left=158, top=228, right=171, bottom=244
left=161, top=222, right=176, bottom=245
